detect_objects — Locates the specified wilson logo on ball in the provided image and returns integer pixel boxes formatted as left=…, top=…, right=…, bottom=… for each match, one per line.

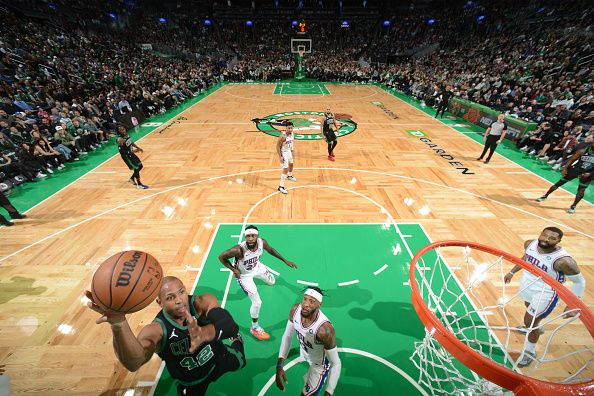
left=115, top=251, right=143, bottom=287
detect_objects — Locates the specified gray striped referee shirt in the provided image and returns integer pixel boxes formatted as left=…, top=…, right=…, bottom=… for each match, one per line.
left=488, top=121, right=507, bottom=136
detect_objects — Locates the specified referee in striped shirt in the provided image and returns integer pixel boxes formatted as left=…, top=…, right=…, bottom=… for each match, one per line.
left=477, top=113, right=507, bottom=164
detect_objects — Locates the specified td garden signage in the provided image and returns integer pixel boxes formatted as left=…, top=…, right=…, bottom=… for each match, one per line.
left=254, top=111, right=357, bottom=140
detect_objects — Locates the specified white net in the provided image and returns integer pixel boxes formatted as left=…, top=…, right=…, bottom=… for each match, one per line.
left=410, top=244, right=594, bottom=396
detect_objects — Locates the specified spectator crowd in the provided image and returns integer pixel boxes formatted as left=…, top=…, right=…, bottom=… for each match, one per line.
left=1, top=0, right=592, bottom=195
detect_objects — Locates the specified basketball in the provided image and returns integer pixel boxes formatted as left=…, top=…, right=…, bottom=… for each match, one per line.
left=91, top=251, right=163, bottom=314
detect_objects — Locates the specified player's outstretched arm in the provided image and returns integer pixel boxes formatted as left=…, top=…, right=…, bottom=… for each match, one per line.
left=317, top=322, right=341, bottom=396
left=554, top=257, right=586, bottom=318
left=276, top=304, right=298, bottom=391
left=85, top=290, right=162, bottom=372
left=504, top=240, right=533, bottom=284
left=218, top=246, right=242, bottom=278
left=262, top=239, right=297, bottom=268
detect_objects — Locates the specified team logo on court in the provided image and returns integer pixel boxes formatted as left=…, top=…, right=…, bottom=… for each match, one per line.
left=253, top=111, right=357, bottom=140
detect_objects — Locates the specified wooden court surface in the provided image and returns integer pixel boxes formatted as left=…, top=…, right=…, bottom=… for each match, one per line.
left=0, top=83, right=592, bottom=395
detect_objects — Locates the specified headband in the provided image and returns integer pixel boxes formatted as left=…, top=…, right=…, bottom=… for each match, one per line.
left=304, top=288, right=323, bottom=303
left=244, top=228, right=259, bottom=236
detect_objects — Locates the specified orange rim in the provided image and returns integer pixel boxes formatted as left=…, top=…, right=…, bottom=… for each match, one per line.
left=409, top=240, right=594, bottom=396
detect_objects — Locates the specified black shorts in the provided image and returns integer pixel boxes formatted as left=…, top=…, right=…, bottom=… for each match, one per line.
left=175, top=341, right=246, bottom=396
left=562, top=168, right=592, bottom=186
left=323, top=127, right=337, bottom=143
left=123, top=153, right=142, bottom=170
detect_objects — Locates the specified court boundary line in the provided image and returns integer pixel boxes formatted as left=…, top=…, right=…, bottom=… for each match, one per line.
left=2, top=166, right=591, bottom=264
left=224, top=83, right=378, bottom=102
left=376, top=85, right=593, bottom=206
left=257, top=348, right=430, bottom=396
left=147, top=223, right=221, bottom=396
left=209, top=185, right=429, bottom=395
left=205, top=221, right=429, bottom=395
left=13, top=85, right=222, bottom=218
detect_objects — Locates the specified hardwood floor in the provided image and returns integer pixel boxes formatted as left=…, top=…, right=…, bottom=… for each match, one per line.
left=0, top=84, right=591, bottom=395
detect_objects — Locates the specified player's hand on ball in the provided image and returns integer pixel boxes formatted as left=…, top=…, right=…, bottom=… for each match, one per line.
left=84, top=290, right=125, bottom=325
left=286, top=261, right=298, bottom=269
left=562, top=306, right=579, bottom=319
left=275, top=367, right=288, bottom=391
left=183, top=308, right=207, bottom=353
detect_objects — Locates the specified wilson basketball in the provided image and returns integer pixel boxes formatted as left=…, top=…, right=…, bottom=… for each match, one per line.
left=91, top=251, right=163, bottom=314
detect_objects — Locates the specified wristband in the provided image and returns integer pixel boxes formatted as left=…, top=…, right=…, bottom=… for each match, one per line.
left=276, top=364, right=284, bottom=369
left=110, top=321, right=124, bottom=329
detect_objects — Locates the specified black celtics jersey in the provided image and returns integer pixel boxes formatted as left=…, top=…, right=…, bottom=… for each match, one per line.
left=574, top=145, right=594, bottom=172
left=154, top=296, right=225, bottom=386
left=324, top=112, right=335, bottom=131
left=118, top=136, right=141, bottom=170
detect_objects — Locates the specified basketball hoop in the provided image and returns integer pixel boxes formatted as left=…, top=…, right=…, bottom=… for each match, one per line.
left=409, top=240, right=594, bottom=396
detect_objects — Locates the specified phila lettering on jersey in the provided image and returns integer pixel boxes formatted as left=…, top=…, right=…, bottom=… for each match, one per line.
left=522, top=240, right=570, bottom=290
left=292, top=305, right=330, bottom=365
left=281, top=132, right=294, bottom=152
left=235, top=238, right=264, bottom=273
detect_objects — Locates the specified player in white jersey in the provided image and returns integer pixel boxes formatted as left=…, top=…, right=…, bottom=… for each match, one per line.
left=504, top=227, right=585, bottom=367
left=276, top=288, right=341, bottom=395
left=277, top=122, right=296, bottom=194
left=218, top=225, right=298, bottom=340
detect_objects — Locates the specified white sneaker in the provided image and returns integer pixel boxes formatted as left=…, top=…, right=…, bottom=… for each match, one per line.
left=287, top=175, right=297, bottom=182
left=278, top=186, right=288, bottom=194
left=517, top=351, right=536, bottom=368
left=528, top=150, right=536, bottom=155
left=520, top=146, right=529, bottom=152
left=36, top=172, right=47, bottom=178
left=46, top=168, right=54, bottom=174
left=58, top=164, right=65, bottom=170
left=547, top=159, right=557, bottom=164
left=552, top=164, right=561, bottom=170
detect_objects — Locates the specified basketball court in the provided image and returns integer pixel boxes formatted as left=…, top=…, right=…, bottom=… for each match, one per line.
left=0, top=81, right=592, bottom=395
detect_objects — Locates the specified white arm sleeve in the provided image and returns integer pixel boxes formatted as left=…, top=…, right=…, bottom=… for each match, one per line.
left=567, top=273, right=586, bottom=298
left=278, top=320, right=294, bottom=359
left=324, top=347, right=341, bottom=395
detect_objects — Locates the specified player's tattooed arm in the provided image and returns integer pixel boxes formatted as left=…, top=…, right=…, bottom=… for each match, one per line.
left=316, top=322, right=337, bottom=349
left=218, top=246, right=243, bottom=278
left=318, top=322, right=341, bottom=395
left=555, top=256, right=584, bottom=318
left=554, top=256, right=579, bottom=276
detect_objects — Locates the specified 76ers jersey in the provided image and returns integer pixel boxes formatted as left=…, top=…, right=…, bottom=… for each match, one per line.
left=292, top=305, right=331, bottom=365
left=521, top=240, right=570, bottom=292
left=235, top=238, right=263, bottom=273
left=281, top=132, right=294, bottom=152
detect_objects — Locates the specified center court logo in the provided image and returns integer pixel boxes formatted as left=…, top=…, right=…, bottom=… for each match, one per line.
left=254, top=111, right=357, bottom=140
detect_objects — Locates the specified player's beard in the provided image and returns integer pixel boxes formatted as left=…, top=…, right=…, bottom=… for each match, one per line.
left=246, top=241, right=257, bottom=249
left=301, top=306, right=318, bottom=318
left=538, top=240, right=553, bottom=249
